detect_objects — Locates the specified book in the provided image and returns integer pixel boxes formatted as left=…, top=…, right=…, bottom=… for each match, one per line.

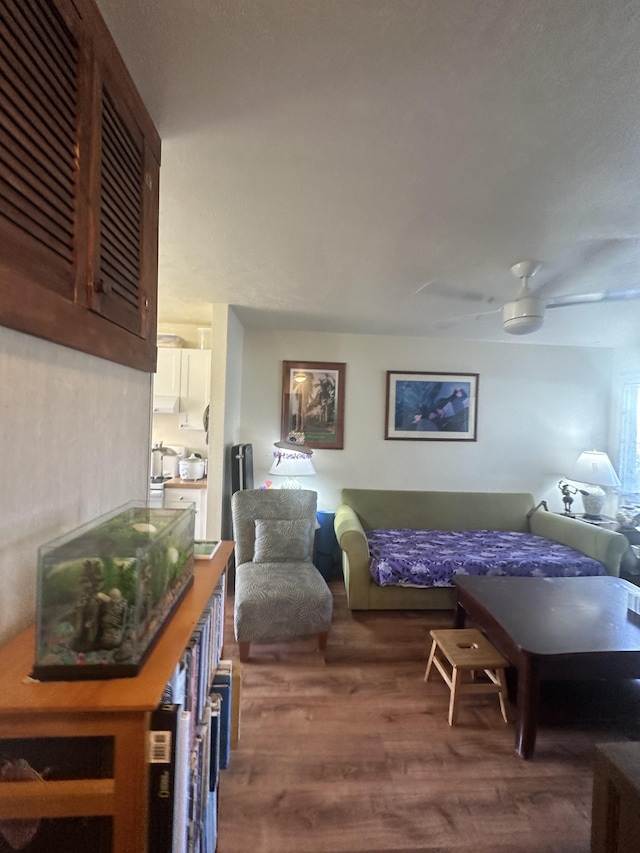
left=172, top=709, right=191, bottom=853
left=148, top=703, right=189, bottom=853
left=211, top=660, right=232, bottom=770
left=187, top=696, right=219, bottom=849
left=184, top=639, right=200, bottom=745
left=201, top=788, right=218, bottom=853
left=212, top=573, right=226, bottom=668
left=231, top=661, right=242, bottom=749
left=197, top=700, right=213, bottom=823
left=186, top=733, right=205, bottom=853
left=193, top=610, right=212, bottom=720
left=208, top=693, right=221, bottom=792
left=162, top=654, right=188, bottom=706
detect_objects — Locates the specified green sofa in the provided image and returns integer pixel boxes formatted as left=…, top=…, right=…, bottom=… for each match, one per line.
left=334, top=489, right=629, bottom=610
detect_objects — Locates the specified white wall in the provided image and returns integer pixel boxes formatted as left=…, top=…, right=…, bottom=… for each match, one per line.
left=0, top=326, right=152, bottom=645
left=240, top=330, right=616, bottom=514
left=219, top=309, right=245, bottom=539
left=205, top=306, right=244, bottom=540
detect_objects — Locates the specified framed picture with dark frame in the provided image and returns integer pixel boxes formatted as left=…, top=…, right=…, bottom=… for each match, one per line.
left=281, top=361, right=346, bottom=449
left=385, top=371, right=479, bottom=441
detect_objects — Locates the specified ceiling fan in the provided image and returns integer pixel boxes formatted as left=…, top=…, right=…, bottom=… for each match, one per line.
left=422, top=260, right=640, bottom=336
left=503, top=260, right=640, bottom=335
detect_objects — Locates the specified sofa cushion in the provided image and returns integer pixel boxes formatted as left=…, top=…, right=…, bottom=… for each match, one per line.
left=367, top=528, right=606, bottom=587
left=253, top=518, right=312, bottom=563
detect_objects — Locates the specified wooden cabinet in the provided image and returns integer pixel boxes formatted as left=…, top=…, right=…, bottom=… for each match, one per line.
left=0, top=0, right=160, bottom=372
left=592, top=742, right=640, bottom=853
left=571, top=514, right=620, bottom=531
left=0, top=542, right=233, bottom=853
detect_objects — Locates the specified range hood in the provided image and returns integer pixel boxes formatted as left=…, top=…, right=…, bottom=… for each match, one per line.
left=152, top=395, right=179, bottom=414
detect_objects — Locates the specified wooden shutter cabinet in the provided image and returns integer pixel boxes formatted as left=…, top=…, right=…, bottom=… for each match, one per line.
left=0, top=0, right=160, bottom=372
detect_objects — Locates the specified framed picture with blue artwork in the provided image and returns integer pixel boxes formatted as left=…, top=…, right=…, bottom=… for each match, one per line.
left=385, top=371, right=479, bottom=441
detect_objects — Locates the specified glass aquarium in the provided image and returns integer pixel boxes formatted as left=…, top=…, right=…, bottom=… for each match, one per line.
left=34, top=501, right=195, bottom=681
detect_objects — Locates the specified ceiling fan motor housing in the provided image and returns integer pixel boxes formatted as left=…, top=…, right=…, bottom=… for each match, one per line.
left=502, top=296, right=545, bottom=334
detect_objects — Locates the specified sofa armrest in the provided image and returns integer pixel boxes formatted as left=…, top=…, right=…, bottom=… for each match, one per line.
left=529, top=509, right=628, bottom=577
left=334, top=504, right=371, bottom=609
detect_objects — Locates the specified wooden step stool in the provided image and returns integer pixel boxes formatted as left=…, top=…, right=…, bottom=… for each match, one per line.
left=424, top=628, right=509, bottom=726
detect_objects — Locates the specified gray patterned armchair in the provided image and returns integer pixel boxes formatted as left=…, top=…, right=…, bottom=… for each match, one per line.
left=231, top=489, right=333, bottom=662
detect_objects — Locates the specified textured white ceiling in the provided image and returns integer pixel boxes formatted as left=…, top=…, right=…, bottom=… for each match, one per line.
left=96, top=0, right=640, bottom=347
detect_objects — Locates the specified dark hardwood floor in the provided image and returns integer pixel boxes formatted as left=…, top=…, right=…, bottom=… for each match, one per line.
left=217, top=579, right=640, bottom=853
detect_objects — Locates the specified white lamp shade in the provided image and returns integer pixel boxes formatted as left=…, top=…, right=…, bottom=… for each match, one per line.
left=269, top=451, right=316, bottom=478
left=568, top=450, right=620, bottom=520
left=569, top=450, right=621, bottom=488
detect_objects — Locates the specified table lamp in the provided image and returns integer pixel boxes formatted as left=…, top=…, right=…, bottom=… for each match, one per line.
left=269, top=432, right=315, bottom=489
left=568, top=450, right=621, bottom=520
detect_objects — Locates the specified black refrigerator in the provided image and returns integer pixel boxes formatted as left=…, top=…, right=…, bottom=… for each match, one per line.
left=231, top=443, right=254, bottom=493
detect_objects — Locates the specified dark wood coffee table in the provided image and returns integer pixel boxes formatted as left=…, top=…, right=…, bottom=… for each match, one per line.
left=453, top=575, right=640, bottom=759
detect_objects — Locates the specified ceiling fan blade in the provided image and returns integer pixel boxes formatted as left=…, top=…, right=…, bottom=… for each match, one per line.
left=414, top=279, right=496, bottom=305
left=546, top=287, right=640, bottom=308
left=425, top=307, right=501, bottom=331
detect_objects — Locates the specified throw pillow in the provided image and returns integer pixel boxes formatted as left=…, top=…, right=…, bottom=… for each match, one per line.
left=253, top=518, right=312, bottom=562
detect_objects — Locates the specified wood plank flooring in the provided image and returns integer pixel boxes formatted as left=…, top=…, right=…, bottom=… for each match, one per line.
left=217, top=580, right=640, bottom=853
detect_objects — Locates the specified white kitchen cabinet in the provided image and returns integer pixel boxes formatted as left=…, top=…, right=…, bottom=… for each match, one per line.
left=153, top=349, right=182, bottom=412
left=178, top=349, right=211, bottom=430
left=153, top=349, right=210, bottom=426
left=164, top=486, right=208, bottom=540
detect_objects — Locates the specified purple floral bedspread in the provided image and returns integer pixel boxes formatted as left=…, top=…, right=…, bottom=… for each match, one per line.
left=367, top=529, right=606, bottom=588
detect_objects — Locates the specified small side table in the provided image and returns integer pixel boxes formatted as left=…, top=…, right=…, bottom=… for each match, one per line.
left=619, top=525, right=640, bottom=547
left=565, top=513, right=620, bottom=531
left=314, top=510, right=340, bottom=582
left=619, top=527, right=640, bottom=583
left=562, top=513, right=639, bottom=582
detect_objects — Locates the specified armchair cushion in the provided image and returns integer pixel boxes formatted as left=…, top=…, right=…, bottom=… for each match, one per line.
left=253, top=518, right=313, bottom=563
left=234, top=562, right=332, bottom=643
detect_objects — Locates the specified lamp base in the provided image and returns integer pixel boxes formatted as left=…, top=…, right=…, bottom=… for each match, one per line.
left=279, top=477, right=302, bottom=489
left=581, top=485, right=606, bottom=520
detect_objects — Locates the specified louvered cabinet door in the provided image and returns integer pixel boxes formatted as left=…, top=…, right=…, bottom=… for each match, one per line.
left=88, top=59, right=160, bottom=339
left=0, top=0, right=160, bottom=371
left=0, top=0, right=81, bottom=301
